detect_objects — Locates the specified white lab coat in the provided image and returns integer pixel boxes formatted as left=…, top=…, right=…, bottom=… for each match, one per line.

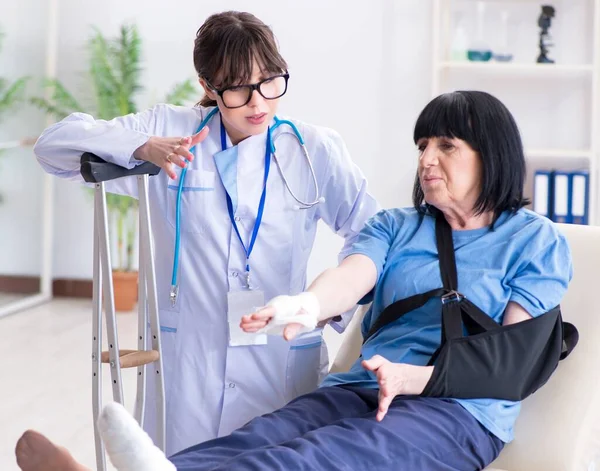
left=34, top=104, right=379, bottom=455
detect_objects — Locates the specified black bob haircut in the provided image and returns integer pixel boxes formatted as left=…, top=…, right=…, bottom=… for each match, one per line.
left=412, top=90, right=529, bottom=218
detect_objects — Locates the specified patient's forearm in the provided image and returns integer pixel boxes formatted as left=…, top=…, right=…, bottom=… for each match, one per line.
left=502, top=301, right=533, bottom=325
left=306, top=254, right=377, bottom=322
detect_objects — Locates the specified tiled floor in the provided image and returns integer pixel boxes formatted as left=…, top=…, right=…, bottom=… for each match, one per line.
left=0, top=299, right=141, bottom=470
left=0, top=298, right=347, bottom=470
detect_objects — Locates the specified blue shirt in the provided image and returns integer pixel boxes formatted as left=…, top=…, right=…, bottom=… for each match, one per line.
left=322, top=207, right=572, bottom=443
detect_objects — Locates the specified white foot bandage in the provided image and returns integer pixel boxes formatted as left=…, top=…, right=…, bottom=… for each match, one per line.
left=258, top=292, right=320, bottom=336
left=97, top=402, right=175, bottom=471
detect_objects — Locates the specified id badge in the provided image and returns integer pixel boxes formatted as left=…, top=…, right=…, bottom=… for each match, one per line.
left=227, top=289, right=267, bottom=347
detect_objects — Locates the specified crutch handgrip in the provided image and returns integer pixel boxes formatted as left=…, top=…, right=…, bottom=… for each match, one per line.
left=101, top=349, right=160, bottom=369
left=81, top=152, right=160, bottom=183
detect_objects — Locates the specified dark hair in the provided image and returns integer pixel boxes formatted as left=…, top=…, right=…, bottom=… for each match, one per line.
left=193, top=11, right=288, bottom=107
left=412, top=90, right=529, bottom=218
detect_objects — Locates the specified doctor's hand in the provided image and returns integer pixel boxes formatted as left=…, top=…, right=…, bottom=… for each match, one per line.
left=362, top=355, right=434, bottom=421
left=133, top=127, right=210, bottom=180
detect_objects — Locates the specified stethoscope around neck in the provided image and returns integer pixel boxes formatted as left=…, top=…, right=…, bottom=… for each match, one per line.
left=169, top=108, right=324, bottom=306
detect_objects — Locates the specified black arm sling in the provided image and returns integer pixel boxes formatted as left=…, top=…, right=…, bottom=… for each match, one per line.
left=363, top=215, right=578, bottom=401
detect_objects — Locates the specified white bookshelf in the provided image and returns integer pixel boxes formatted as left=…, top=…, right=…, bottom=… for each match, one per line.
left=525, top=149, right=594, bottom=159
left=437, top=61, right=595, bottom=74
left=431, top=0, right=600, bottom=225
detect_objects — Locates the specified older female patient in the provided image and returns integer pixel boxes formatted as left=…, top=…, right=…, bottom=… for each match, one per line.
left=16, top=91, right=571, bottom=471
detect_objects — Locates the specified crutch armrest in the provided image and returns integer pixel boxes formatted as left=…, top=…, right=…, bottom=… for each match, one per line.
left=81, top=152, right=161, bottom=183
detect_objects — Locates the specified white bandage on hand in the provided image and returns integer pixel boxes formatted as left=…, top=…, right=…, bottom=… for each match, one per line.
left=257, top=292, right=320, bottom=336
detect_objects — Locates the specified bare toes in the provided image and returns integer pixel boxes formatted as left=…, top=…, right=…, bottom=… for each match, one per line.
left=15, top=430, right=87, bottom=471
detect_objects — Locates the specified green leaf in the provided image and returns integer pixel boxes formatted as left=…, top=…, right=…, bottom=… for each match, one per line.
left=0, top=29, right=29, bottom=121
left=29, top=78, right=84, bottom=119
left=88, top=27, right=121, bottom=120
left=114, top=24, right=142, bottom=115
left=44, top=78, right=83, bottom=112
left=0, top=77, right=28, bottom=116
left=164, top=79, right=198, bottom=106
left=106, top=193, right=137, bottom=214
left=29, top=97, right=72, bottom=120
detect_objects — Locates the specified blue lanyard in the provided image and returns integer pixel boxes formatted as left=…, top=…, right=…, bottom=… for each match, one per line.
left=220, top=120, right=271, bottom=283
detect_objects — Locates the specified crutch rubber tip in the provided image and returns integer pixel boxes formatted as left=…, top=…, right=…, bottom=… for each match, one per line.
left=98, top=402, right=175, bottom=471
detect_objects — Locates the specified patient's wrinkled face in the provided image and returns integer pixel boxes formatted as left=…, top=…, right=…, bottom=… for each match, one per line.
left=416, top=136, right=482, bottom=215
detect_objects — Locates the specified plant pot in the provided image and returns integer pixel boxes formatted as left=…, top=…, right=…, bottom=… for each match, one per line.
left=112, top=270, right=138, bottom=312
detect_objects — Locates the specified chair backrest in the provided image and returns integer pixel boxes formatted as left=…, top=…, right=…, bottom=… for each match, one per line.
left=328, top=223, right=600, bottom=471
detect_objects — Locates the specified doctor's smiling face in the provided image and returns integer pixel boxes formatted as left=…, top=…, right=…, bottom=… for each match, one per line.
left=194, top=11, right=289, bottom=146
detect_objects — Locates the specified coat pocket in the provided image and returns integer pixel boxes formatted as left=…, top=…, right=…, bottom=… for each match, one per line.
left=286, top=333, right=324, bottom=399
left=166, top=169, right=215, bottom=235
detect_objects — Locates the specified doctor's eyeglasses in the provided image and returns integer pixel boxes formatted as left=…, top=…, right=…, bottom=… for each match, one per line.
left=206, top=73, right=289, bottom=109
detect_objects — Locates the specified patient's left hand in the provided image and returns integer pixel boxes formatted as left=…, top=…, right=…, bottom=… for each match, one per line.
left=362, top=355, right=434, bottom=421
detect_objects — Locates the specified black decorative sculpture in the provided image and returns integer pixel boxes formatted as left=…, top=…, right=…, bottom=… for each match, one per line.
left=537, top=5, right=556, bottom=64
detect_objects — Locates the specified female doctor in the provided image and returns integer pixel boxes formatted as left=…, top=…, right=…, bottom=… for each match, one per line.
left=33, top=11, right=378, bottom=456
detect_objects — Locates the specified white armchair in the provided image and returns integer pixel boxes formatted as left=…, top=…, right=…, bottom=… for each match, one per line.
left=328, top=223, right=600, bottom=471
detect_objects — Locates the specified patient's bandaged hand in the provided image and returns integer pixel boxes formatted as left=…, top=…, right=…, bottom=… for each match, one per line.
left=257, top=292, right=320, bottom=336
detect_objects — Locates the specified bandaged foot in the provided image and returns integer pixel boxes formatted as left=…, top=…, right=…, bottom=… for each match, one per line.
left=258, top=292, right=320, bottom=336
left=98, top=402, right=175, bottom=471
left=15, top=430, right=89, bottom=471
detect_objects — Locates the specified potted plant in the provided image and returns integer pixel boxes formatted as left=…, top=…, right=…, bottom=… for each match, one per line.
left=32, top=24, right=197, bottom=311
left=0, top=28, right=30, bottom=204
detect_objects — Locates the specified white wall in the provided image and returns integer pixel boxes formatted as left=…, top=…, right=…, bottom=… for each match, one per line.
left=1, top=0, right=592, bottom=281
left=0, top=0, right=51, bottom=276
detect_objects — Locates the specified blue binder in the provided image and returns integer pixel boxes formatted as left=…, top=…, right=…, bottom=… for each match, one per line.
left=551, top=171, right=571, bottom=224
left=533, top=170, right=553, bottom=219
left=570, top=170, right=590, bottom=225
